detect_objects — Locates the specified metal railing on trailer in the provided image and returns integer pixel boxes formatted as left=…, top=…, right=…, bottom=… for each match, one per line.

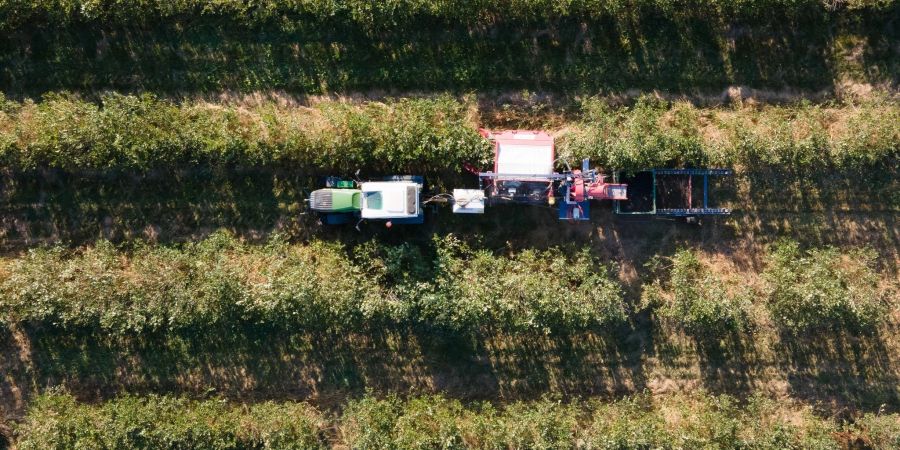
left=614, top=168, right=732, bottom=217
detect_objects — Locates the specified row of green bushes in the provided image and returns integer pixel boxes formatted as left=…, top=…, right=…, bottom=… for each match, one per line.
left=643, top=249, right=751, bottom=339
left=0, top=232, right=890, bottom=336
left=2, top=0, right=890, bottom=29
left=15, top=392, right=325, bottom=450
left=15, top=391, right=900, bottom=449
left=643, top=242, right=890, bottom=337
left=0, top=232, right=627, bottom=334
left=0, top=93, right=490, bottom=172
left=1, top=93, right=897, bottom=172
left=563, top=95, right=900, bottom=172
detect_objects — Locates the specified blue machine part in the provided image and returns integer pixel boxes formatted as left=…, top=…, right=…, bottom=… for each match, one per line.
left=558, top=200, right=590, bottom=221
left=656, top=208, right=731, bottom=216
left=387, top=213, right=426, bottom=225
left=322, top=211, right=424, bottom=225
left=322, top=212, right=355, bottom=225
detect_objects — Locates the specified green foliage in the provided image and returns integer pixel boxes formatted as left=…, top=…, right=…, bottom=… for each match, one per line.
left=19, top=391, right=867, bottom=449
left=0, top=2, right=895, bottom=95
left=565, top=96, right=707, bottom=171
left=855, top=412, right=900, bottom=450
left=1, top=94, right=896, bottom=175
left=15, top=392, right=326, bottom=450
left=495, top=400, right=579, bottom=449
left=344, top=235, right=628, bottom=332
left=643, top=249, right=748, bottom=339
left=561, top=95, right=900, bottom=172
left=419, top=236, right=628, bottom=332
left=584, top=394, right=673, bottom=449
left=340, top=394, right=471, bottom=450
left=585, top=393, right=843, bottom=449
left=764, top=240, right=887, bottom=331
left=2, top=233, right=891, bottom=338
left=0, top=94, right=490, bottom=172
left=0, top=232, right=372, bottom=333
left=4, top=0, right=869, bottom=30
left=0, top=232, right=626, bottom=335
left=340, top=394, right=579, bottom=450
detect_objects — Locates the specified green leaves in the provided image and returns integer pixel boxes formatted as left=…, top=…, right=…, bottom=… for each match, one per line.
left=764, top=240, right=888, bottom=332
left=644, top=249, right=749, bottom=339
left=0, top=0, right=860, bottom=30
left=0, top=93, right=896, bottom=175
left=0, top=232, right=626, bottom=335
left=1, top=233, right=890, bottom=337
left=1, top=94, right=490, bottom=173
left=18, top=391, right=866, bottom=449
left=0, top=231, right=365, bottom=334
left=2, top=232, right=891, bottom=337
left=353, top=236, right=629, bottom=333
left=17, top=392, right=326, bottom=450
left=559, top=95, right=899, bottom=173
left=642, top=242, right=891, bottom=336
left=562, top=96, right=707, bottom=171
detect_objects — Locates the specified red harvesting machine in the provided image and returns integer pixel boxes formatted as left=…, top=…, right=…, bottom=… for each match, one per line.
left=468, top=130, right=628, bottom=220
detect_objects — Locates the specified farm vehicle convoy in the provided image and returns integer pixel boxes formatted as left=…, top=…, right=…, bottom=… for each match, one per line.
left=308, top=130, right=732, bottom=227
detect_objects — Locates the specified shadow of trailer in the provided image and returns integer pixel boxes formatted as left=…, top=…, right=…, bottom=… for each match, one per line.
left=614, top=169, right=732, bottom=220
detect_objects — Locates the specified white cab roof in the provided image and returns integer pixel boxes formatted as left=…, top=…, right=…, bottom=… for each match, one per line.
left=360, top=181, right=420, bottom=219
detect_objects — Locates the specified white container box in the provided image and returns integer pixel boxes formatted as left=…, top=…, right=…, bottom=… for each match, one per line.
left=452, top=189, right=485, bottom=214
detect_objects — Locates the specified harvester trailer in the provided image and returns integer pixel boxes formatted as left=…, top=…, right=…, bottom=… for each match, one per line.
left=307, top=130, right=731, bottom=227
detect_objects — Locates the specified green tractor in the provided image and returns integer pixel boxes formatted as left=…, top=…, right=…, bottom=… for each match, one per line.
left=308, top=176, right=425, bottom=225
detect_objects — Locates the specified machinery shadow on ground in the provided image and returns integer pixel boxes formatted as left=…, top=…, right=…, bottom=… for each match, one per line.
left=1, top=165, right=895, bottom=262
